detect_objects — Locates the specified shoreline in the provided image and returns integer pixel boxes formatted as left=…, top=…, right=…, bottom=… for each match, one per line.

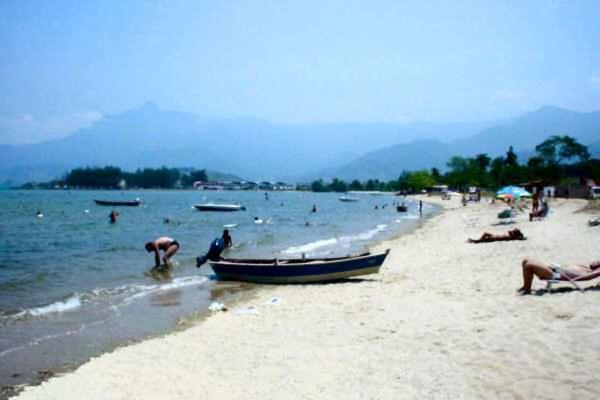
left=0, top=280, right=263, bottom=400
left=11, top=196, right=600, bottom=399
left=3, top=202, right=438, bottom=399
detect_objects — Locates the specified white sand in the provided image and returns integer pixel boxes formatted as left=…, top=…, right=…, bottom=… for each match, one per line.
left=14, top=197, right=600, bottom=400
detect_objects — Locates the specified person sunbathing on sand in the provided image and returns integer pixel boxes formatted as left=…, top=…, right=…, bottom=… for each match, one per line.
left=468, top=228, right=525, bottom=243
left=518, top=259, right=600, bottom=294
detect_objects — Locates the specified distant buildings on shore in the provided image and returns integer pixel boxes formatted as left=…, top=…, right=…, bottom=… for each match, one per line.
left=193, top=180, right=295, bottom=191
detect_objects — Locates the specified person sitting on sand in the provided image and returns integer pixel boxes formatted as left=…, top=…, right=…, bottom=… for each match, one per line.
left=518, top=259, right=600, bottom=294
left=145, top=237, right=179, bottom=268
left=529, top=201, right=549, bottom=221
left=468, top=228, right=525, bottom=243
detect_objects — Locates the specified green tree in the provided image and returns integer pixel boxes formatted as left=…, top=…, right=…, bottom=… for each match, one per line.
left=505, top=146, right=518, bottom=166
left=311, top=179, right=327, bottom=192
left=329, top=178, right=348, bottom=192
left=406, top=170, right=435, bottom=191
left=349, top=179, right=363, bottom=191
left=474, top=153, right=491, bottom=186
left=535, top=135, right=590, bottom=165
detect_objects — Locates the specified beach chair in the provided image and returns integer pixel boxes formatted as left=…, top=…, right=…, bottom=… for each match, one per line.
left=545, top=264, right=600, bottom=292
left=497, top=208, right=517, bottom=224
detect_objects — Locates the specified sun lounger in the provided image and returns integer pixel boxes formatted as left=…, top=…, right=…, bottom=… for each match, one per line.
left=497, top=208, right=517, bottom=224
left=545, top=264, right=600, bottom=292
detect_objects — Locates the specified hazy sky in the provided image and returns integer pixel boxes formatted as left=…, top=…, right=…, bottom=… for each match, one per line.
left=1, top=0, right=600, bottom=144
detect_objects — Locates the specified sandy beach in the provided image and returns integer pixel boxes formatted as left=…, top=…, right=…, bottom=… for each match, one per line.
left=12, top=196, right=600, bottom=400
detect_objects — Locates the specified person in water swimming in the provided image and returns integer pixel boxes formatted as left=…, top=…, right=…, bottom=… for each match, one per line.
left=145, top=237, right=179, bottom=268
left=109, top=210, right=119, bottom=223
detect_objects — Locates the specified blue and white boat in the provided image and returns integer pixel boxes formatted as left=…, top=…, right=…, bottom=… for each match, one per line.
left=209, top=250, right=390, bottom=283
left=194, top=203, right=244, bottom=212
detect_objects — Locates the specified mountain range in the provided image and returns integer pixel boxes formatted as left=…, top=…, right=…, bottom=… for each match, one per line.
left=1, top=103, right=599, bottom=186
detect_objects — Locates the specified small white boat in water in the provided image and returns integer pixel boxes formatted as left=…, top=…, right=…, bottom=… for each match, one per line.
left=194, top=203, right=245, bottom=212
left=339, top=196, right=359, bottom=202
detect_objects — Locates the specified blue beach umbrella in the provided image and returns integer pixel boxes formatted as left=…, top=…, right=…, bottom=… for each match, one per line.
left=496, top=185, right=532, bottom=199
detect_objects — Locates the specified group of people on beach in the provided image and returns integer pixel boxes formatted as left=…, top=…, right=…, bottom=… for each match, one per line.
left=464, top=192, right=600, bottom=294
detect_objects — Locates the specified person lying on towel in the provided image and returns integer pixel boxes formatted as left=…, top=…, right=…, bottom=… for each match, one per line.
left=518, top=259, right=600, bottom=294
left=468, top=228, right=526, bottom=243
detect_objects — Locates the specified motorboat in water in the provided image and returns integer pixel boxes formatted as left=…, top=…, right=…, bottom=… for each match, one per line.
left=339, top=196, right=359, bottom=202
left=194, top=203, right=245, bottom=212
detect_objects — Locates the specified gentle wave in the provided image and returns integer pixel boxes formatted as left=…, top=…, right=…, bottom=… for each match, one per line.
left=2, top=275, right=208, bottom=323
left=281, top=238, right=338, bottom=254
left=16, top=295, right=82, bottom=318
left=281, top=224, right=388, bottom=255
left=122, top=275, right=208, bottom=303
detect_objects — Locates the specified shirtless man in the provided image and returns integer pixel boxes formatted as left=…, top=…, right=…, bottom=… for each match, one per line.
left=145, top=237, right=180, bottom=268
left=468, top=228, right=525, bottom=243
left=518, top=259, right=600, bottom=294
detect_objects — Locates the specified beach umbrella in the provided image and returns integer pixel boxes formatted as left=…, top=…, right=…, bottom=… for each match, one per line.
left=496, top=185, right=531, bottom=198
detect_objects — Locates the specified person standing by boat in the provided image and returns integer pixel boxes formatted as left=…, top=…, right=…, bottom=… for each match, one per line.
left=145, top=237, right=179, bottom=268
left=196, top=230, right=233, bottom=267
left=222, top=229, right=233, bottom=248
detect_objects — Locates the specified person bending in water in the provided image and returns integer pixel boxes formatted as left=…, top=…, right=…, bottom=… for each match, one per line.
left=518, top=259, right=600, bottom=294
left=468, top=228, right=525, bottom=243
left=145, top=237, right=180, bottom=268
left=109, top=210, right=119, bottom=223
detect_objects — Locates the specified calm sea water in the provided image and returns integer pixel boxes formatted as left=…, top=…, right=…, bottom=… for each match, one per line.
left=0, top=189, right=435, bottom=385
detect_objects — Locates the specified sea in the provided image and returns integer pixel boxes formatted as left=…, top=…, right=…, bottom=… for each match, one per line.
left=0, top=189, right=436, bottom=386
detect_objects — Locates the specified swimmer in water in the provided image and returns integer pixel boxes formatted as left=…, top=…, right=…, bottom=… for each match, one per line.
left=109, top=210, right=119, bottom=223
left=311, top=205, right=317, bottom=213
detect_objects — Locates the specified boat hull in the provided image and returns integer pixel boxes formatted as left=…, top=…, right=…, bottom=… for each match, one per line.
left=194, top=204, right=242, bottom=212
left=210, top=250, right=389, bottom=284
left=94, top=200, right=141, bottom=206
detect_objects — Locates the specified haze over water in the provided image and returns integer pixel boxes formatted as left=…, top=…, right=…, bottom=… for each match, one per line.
left=0, top=189, right=435, bottom=385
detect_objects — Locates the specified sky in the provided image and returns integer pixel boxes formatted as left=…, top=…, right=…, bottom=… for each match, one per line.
left=1, top=0, right=600, bottom=144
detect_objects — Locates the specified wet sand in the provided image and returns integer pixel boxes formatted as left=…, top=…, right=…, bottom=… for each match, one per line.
left=12, top=196, right=600, bottom=400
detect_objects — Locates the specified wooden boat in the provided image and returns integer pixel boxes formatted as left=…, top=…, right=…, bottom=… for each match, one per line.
left=396, top=205, right=407, bottom=212
left=339, top=196, right=359, bottom=202
left=209, top=249, right=390, bottom=283
left=194, top=203, right=244, bottom=212
left=94, top=199, right=142, bottom=206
